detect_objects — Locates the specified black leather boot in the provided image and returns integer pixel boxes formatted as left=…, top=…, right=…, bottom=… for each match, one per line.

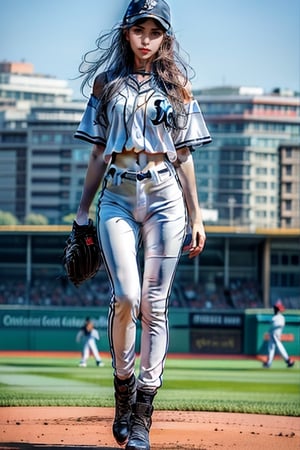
left=113, top=374, right=136, bottom=446
left=125, top=390, right=155, bottom=450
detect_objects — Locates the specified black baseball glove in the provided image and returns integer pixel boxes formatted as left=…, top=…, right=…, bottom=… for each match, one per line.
left=63, top=219, right=101, bottom=287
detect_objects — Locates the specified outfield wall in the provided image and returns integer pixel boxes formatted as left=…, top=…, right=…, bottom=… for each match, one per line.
left=0, top=306, right=299, bottom=356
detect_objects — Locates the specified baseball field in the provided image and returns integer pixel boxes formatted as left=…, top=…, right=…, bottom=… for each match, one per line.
left=0, top=352, right=299, bottom=449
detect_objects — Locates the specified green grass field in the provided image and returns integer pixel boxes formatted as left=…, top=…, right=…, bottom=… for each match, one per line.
left=0, top=354, right=299, bottom=416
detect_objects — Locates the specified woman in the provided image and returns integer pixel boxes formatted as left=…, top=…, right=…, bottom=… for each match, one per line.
left=74, top=1, right=211, bottom=449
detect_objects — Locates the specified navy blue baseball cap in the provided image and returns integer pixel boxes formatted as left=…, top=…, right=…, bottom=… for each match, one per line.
left=123, top=0, right=171, bottom=32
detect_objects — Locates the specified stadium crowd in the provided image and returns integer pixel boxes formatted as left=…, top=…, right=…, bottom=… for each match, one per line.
left=0, top=276, right=299, bottom=309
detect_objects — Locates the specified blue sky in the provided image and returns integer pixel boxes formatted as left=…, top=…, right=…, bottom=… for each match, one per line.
left=1, top=0, right=299, bottom=98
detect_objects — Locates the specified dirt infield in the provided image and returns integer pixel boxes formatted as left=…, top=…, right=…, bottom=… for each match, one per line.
left=1, top=352, right=299, bottom=449
left=1, top=407, right=299, bottom=450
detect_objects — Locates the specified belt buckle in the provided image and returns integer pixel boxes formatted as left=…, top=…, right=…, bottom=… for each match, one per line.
left=136, top=171, right=151, bottom=181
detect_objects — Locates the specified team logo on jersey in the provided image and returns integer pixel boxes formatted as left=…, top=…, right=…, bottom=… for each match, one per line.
left=151, top=99, right=175, bottom=129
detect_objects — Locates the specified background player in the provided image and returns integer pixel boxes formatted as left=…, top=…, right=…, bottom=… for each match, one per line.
left=76, top=317, right=104, bottom=367
left=263, top=300, right=295, bottom=368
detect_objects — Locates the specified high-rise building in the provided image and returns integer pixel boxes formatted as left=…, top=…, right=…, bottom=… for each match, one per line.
left=0, top=61, right=72, bottom=103
left=194, top=86, right=300, bottom=228
left=0, top=62, right=88, bottom=223
left=278, top=144, right=300, bottom=228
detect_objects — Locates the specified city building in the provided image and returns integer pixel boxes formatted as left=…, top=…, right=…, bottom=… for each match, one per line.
left=0, top=61, right=72, bottom=104
left=278, top=143, right=300, bottom=228
left=0, top=61, right=88, bottom=223
left=194, top=86, right=300, bottom=228
left=27, top=104, right=89, bottom=223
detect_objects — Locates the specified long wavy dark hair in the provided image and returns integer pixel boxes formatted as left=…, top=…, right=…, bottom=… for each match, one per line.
left=78, top=19, right=195, bottom=129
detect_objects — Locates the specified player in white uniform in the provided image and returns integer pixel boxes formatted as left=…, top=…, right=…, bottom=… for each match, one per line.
left=76, top=317, right=104, bottom=367
left=73, top=1, right=211, bottom=449
left=263, top=300, right=295, bottom=368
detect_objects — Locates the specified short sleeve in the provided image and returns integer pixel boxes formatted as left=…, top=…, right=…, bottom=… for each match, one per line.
left=74, top=95, right=107, bottom=145
left=174, top=99, right=212, bottom=149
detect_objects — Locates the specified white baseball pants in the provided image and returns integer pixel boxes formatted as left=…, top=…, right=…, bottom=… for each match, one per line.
left=81, top=338, right=101, bottom=363
left=267, top=333, right=289, bottom=364
left=97, top=161, right=186, bottom=392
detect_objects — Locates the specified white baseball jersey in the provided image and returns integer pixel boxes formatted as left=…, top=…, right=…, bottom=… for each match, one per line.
left=74, top=72, right=211, bottom=162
